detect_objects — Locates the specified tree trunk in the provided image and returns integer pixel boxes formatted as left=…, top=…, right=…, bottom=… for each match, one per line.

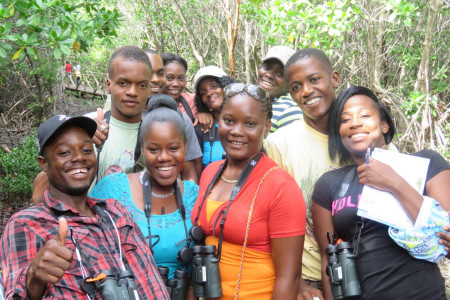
left=244, top=20, right=251, bottom=83
left=25, top=53, right=45, bottom=123
left=53, top=66, right=65, bottom=113
left=413, top=0, right=442, bottom=148
left=218, top=46, right=224, bottom=70
left=254, top=38, right=264, bottom=80
left=365, top=0, right=384, bottom=94
left=225, top=0, right=240, bottom=78
left=414, top=0, right=442, bottom=94
left=374, top=8, right=385, bottom=92
left=248, top=28, right=259, bottom=84
left=366, top=1, right=375, bottom=88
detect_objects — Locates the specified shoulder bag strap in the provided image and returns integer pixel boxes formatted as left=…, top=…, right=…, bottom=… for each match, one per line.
left=234, top=166, right=279, bottom=300
left=179, top=96, right=195, bottom=123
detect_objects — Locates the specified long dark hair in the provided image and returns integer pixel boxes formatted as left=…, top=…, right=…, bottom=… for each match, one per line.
left=194, top=76, right=234, bottom=113
left=328, top=86, right=396, bottom=165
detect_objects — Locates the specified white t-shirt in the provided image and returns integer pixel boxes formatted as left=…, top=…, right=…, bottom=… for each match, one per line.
left=96, top=116, right=140, bottom=181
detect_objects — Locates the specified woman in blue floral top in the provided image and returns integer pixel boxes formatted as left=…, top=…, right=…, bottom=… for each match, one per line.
left=91, top=95, right=199, bottom=278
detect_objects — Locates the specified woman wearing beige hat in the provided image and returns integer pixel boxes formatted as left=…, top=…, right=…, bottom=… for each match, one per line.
left=193, top=66, right=234, bottom=169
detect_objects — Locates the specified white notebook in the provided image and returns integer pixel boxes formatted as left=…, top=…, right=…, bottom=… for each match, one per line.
left=357, top=148, right=430, bottom=229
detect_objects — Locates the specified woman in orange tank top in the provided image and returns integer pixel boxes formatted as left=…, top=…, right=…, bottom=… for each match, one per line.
left=191, top=83, right=306, bottom=299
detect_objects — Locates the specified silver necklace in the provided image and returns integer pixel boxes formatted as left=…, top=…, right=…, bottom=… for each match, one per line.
left=221, top=175, right=238, bottom=184
left=139, top=171, right=175, bottom=199
left=151, top=190, right=174, bottom=199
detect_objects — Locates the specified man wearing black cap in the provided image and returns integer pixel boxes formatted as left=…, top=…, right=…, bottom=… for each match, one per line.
left=0, top=115, right=169, bottom=299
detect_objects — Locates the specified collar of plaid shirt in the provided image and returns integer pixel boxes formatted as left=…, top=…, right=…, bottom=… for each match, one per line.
left=0, top=190, right=170, bottom=299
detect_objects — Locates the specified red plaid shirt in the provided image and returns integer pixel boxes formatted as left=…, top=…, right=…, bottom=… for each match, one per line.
left=0, top=191, right=170, bottom=299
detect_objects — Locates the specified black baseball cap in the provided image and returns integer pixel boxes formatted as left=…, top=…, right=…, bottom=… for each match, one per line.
left=37, top=115, right=97, bottom=155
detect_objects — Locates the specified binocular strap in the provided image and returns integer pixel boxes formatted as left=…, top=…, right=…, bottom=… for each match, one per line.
left=352, top=219, right=365, bottom=257
left=70, top=228, right=98, bottom=300
left=141, top=172, right=190, bottom=253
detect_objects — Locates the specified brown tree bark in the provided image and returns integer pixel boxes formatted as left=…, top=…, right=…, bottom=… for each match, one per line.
left=225, top=0, right=240, bottom=78
left=413, top=0, right=442, bottom=149
left=414, top=0, right=442, bottom=94
left=365, top=0, right=385, bottom=94
left=374, top=8, right=385, bottom=92
left=244, top=20, right=251, bottom=83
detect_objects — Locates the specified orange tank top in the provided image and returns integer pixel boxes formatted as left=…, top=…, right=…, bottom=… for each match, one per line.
left=205, top=199, right=275, bottom=300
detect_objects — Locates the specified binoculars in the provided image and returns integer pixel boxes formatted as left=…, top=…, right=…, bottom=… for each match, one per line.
left=326, top=242, right=361, bottom=299
left=158, top=266, right=190, bottom=300
left=191, top=245, right=222, bottom=299
left=176, top=225, right=206, bottom=264
left=97, top=269, right=140, bottom=300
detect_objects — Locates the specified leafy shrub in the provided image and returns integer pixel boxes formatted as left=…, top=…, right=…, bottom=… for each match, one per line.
left=0, top=134, right=41, bottom=203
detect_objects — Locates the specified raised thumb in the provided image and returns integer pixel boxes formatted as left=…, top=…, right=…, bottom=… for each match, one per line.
left=97, top=107, right=104, bottom=121
left=56, top=217, right=68, bottom=246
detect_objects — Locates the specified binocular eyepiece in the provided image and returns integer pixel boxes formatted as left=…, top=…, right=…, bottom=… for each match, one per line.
left=189, top=225, right=205, bottom=244
left=97, top=269, right=140, bottom=300
left=326, top=242, right=361, bottom=299
left=176, top=225, right=206, bottom=264
left=191, top=245, right=222, bottom=299
left=158, top=266, right=189, bottom=300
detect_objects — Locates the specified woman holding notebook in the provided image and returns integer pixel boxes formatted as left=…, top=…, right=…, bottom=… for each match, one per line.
left=311, top=86, right=450, bottom=300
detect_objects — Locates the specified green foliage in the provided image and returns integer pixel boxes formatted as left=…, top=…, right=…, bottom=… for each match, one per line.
left=248, top=0, right=358, bottom=50
left=438, top=122, right=450, bottom=161
left=401, top=92, right=440, bottom=120
left=0, top=0, right=121, bottom=126
left=0, top=0, right=121, bottom=64
left=401, top=92, right=426, bottom=119
left=0, top=134, right=41, bottom=203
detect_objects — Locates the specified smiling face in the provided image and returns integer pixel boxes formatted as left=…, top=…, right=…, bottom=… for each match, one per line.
left=142, top=121, right=186, bottom=190
left=163, top=62, right=186, bottom=102
left=39, top=126, right=96, bottom=197
left=339, top=95, right=389, bottom=160
left=257, top=59, right=288, bottom=98
left=219, top=93, right=270, bottom=166
left=287, top=56, right=339, bottom=132
left=107, top=58, right=152, bottom=123
left=147, top=53, right=166, bottom=97
left=198, top=77, right=224, bottom=113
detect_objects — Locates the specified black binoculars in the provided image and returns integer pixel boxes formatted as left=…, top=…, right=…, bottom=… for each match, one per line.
left=326, top=242, right=361, bottom=299
left=158, top=266, right=189, bottom=300
left=97, top=269, right=139, bottom=300
left=191, top=244, right=222, bottom=299
left=176, top=225, right=206, bottom=264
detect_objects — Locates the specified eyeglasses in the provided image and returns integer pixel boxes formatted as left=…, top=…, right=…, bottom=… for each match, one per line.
left=223, top=83, right=270, bottom=103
